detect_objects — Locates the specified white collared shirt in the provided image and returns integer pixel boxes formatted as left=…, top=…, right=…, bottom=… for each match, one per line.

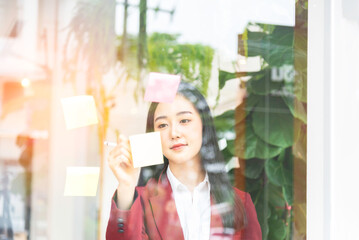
left=167, top=167, right=211, bottom=240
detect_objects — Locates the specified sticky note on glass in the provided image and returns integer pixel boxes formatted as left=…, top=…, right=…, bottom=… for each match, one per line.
left=129, top=132, right=164, bottom=168
left=64, top=167, right=100, bottom=196
left=225, top=157, right=240, bottom=172
left=61, top=95, right=98, bottom=129
left=218, top=138, right=227, bottom=151
left=144, top=72, right=181, bottom=103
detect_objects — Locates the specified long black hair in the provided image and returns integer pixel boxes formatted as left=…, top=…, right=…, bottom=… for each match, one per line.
left=138, top=81, right=247, bottom=231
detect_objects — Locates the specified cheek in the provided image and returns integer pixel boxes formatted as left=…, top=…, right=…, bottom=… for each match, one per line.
left=158, top=130, right=169, bottom=152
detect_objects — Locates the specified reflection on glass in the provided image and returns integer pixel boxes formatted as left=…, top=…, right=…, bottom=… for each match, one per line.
left=0, top=0, right=306, bottom=239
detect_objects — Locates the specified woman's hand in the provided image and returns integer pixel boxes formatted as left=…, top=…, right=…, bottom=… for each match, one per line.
left=107, top=134, right=141, bottom=210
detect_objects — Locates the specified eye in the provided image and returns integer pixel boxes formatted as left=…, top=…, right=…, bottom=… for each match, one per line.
left=180, top=119, right=191, bottom=124
left=157, top=123, right=167, bottom=129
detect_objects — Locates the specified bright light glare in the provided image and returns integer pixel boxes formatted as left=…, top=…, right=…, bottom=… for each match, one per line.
left=21, top=78, right=31, bottom=88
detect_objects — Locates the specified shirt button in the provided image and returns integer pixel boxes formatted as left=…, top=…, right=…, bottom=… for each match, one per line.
left=118, top=223, right=124, bottom=227
left=118, top=229, right=124, bottom=233
left=118, top=218, right=124, bottom=223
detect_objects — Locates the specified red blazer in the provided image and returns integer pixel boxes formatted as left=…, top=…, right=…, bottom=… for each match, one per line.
left=106, top=175, right=262, bottom=240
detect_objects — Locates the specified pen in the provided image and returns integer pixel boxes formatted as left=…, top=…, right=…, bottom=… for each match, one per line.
left=104, top=141, right=117, bottom=147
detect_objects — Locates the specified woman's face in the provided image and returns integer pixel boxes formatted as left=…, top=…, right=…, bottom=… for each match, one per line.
left=154, top=94, right=203, bottom=166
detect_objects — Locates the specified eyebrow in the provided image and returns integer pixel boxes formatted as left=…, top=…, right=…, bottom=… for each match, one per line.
left=154, top=111, right=193, bottom=122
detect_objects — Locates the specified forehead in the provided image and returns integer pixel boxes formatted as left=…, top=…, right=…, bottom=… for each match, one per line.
left=154, top=94, right=198, bottom=117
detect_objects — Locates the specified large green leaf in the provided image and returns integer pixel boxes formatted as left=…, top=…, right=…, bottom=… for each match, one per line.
left=252, top=96, right=294, bottom=148
left=246, top=69, right=283, bottom=95
left=265, top=156, right=292, bottom=187
left=234, top=93, right=261, bottom=124
left=246, top=177, right=263, bottom=192
left=268, top=216, right=286, bottom=240
left=244, top=26, right=294, bottom=67
left=245, top=158, right=264, bottom=179
left=235, top=117, right=283, bottom=159
left=251, top=188, right=271, bottom=239
left=245, top=93, right=262, bottom=112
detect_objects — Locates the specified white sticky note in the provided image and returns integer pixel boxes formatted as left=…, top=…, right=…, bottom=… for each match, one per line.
left=64, top=167, right=100, bottom=196
left=225, top=157, right=240, bottom=172
left=218, top=138, right=227, bottom=151
left=61, top=95, right=98, bottom=130
left=129, top=132, right=164, bottom=168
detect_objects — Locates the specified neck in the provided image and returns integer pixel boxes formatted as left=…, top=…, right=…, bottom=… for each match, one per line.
left=168, top=156, right=205, bottom=192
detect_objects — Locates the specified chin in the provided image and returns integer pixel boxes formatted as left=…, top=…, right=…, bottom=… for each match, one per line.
left=167, top=155, right=198, bottom=166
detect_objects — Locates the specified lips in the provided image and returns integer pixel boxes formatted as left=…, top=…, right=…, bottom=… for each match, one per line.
left=170, top=143, right=187, bottom=150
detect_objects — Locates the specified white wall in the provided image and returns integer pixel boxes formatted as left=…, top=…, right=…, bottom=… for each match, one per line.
left=308, top=0, right=325, bottom=239
left=308, top=0, right=359, bottom=239
left=331, top=0, right=359, bottom=239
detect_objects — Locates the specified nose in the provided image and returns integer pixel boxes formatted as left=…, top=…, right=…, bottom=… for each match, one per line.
left=170, top=124, right=181, bottom=139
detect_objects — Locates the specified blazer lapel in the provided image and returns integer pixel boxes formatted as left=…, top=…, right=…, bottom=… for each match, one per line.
left=148, top=175, right=184, bottom=239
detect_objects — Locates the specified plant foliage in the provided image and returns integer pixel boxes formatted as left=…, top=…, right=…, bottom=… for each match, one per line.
left=214, top=7, right=307, bottom=238
left=117, top=32, right=214, bottom=96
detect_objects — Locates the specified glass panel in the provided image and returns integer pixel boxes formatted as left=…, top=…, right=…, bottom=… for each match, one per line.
left=0, top=0, right=307, bottom=239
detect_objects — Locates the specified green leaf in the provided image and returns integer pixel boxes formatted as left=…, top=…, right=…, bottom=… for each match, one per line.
left=265, top=157, right=292, bottom=187
left=218, top=70, right=236, bottom=90
left=245, top=26, right=294, bottom=67
left=252, top=96, right=294, bottom=148
left=213, top=110, right=235, bottom=139
left=282, top=95, right=307, bottom=124
left=246, top=69, right=283, bottom=95
left=253, top=188, right=271, bottom=239
left=234, top=93, right=261, bottom=124
left=245, top=159, right=264, bottom=179
left=268, top=183, right=286, bottom=207
left=245, top=93, right=262, bottom=112
left=235, top=117, right=283, bottom=159
left=283, top=183, right=293, bottom=205
left=226, top=139, right=235, bottom=156
left=244, top=31, right=267, bottom=57
left=268, top=217, right=286, bottom=240
left=246, top=178, right=263, bottom=192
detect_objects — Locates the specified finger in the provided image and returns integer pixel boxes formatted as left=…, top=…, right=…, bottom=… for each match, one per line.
left=117, top=134, right=129, bottom=145
left=108, top=147, right=121, bottom=161
left=109, top=154, right=129, bottom=170
left=109, top=144, right=131, bottom=162
left=119, top=148, right=132, bottom=162
left=117, top=155, right=131, bottom=167
left=117, top=141, right=131, bottom=153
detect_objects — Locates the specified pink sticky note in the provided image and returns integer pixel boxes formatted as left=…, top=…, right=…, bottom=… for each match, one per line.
left=144, top=72, right=181, bottom=103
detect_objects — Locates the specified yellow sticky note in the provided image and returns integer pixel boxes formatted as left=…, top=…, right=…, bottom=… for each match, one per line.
left=61, top=95, right=98, bottom=130
left=64, top=167, right=100, bottom=196
left=129, top=132, right=164, bottom=168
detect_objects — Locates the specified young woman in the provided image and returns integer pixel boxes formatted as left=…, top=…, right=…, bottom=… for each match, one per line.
left=106, top=82, right=262, bottom=240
